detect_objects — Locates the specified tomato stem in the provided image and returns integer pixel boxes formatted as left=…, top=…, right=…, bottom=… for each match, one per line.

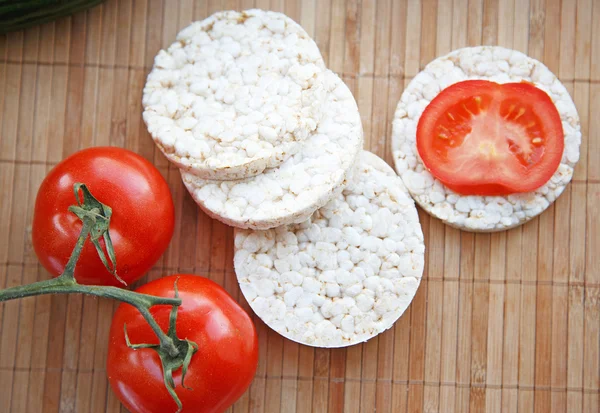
left=0, top=205, right=182, bottom=357
left=61, top=208, right=95, bottom=283
left=0, top=277, right=180, bottom=308
left=68, top=183, right=124, bottom=285
left=0, top=183, right=199, bottom=411
left=0, top=183, right=194, bottom=392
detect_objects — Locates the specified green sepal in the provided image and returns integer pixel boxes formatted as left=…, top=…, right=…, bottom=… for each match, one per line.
left=124, top=324, right=159, bottom=350
left=180, top=339, right=198, bottom=390
left=122, top=279, right=199, bottom=413
left=68, top=183, right=125, bottom=286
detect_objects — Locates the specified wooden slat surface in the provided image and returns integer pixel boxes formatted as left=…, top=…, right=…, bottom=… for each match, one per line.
left=0, top=0, right=599, bottom=412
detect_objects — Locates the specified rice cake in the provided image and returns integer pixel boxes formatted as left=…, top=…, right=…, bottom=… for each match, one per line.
left=391, top=46, right=581, bottom=231
left=144, top=9, right=326, bottom=180
left=182, top=70, right=363, bottom=230
left=234, top=151, right=425, bottom=347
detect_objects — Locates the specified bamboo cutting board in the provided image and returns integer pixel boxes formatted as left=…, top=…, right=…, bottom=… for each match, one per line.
left=0, top=0, right=598, bottom=412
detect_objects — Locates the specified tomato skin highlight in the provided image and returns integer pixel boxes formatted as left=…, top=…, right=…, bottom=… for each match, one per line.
left=107, top=275, right=259, bottom=413
left=416, top=80, right=564, bottom=195
left=32, top=147, right=175, bottom=286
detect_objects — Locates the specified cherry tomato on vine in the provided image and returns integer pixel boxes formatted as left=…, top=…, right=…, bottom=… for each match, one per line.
left=107, top=274, right=259, bottom=413
left=32, top=147, right=175, bottom=286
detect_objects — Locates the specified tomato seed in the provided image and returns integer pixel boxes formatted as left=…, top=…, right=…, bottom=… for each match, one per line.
left=513, top=107, right=526, bottom=120
left=462, top=104, right=475, bottom=116
left=504, top=104, right=516, bottom=119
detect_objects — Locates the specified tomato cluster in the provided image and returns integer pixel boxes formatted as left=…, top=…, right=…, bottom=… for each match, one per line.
left=31, top=147, right=258, bottom=413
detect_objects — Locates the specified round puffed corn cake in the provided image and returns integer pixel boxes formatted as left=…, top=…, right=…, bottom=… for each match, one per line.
left=392, top=46, right=581, bottom=232
left=234, top=151, right=425, bottom=348
left=182, top=70, right=363, bottom=230
left=143, top=9, right=326, bottom=180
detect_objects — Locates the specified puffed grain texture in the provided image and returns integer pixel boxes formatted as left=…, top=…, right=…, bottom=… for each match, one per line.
left=182, top=70, right=363, bottom=230
left=144, top=9, right=326, bottom=180
left=234, top=151, right=425, bottom=347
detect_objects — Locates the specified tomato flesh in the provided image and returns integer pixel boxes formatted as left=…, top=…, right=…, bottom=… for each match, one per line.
left=107, top=275, right=259, bottom=413
left=416, top=80, right=564, bottom=196
left=32, top=147, right=175, bottom=286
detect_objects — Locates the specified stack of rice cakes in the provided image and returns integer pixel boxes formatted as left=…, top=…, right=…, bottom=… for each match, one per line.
left=143, top=9, right=425, bottom=348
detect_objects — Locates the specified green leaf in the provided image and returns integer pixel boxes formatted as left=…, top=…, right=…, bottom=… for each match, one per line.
left=0, top=0, right=106, bottom=34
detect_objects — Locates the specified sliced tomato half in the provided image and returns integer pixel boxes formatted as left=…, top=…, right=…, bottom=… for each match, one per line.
left=416, top=80, right=564, bottom=196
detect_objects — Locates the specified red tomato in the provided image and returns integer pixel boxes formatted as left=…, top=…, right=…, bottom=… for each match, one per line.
left=416, top=80, right=564, bottom=195
left=107, top=275, right=259, bottom=413
left=32, top=147, right=175, bottom=286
